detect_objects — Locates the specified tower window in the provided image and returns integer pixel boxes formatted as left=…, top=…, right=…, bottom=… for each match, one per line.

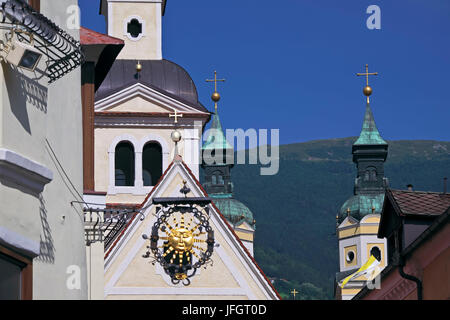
left=346, top=251, right=355, bottom=263
left=127, top=19, right=142, bottom=39
left=364, top=167, right=377, bottom=182
left=115, top=142, right=135, bottom=186
left=211, top=171, right=224, bottom=185
left=143, top=142, right=162, bottom=186
left=370, top=246, right=382, bottom=262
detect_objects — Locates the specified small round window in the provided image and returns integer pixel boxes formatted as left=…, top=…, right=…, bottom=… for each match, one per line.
left=127, top=19, right=142, bottom=39
left=370, top=246, right=382, bottom=261
left=346, top=251, right=355, bottom=263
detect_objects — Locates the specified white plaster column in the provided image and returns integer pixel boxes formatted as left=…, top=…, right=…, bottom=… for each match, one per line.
left=107, top=150, right=115, bottom=194
left=162, top=151, right=170, bottom=172
left=86, top=242, right=105, bottom=300
left=183, top=128, right=200, bottom=179
left=135, top=151, right=143, bottom=189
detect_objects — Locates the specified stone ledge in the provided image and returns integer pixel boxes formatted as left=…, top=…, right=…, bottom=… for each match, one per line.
left=0, top=148, right=53, bottom=195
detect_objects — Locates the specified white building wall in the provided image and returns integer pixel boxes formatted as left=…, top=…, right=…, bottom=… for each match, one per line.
left=0, top=0, right=87, bottom=299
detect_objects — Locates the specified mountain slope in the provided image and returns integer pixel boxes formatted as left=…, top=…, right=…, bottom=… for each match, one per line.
left=229, top=138, right=450, bottom=299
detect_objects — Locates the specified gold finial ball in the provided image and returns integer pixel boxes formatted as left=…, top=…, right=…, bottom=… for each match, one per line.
left=136, top=62, right=142, bottom=72
left=363, top=85, right=373, bottom=96
left=211, top=92, right=221, bottom=103
left=171, top=130, right=182, bottom=143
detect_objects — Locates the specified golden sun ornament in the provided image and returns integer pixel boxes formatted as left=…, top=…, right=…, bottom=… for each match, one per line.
left=143, top=185, right=215, bottom=286
left=160, top=213, right=208, bottom=278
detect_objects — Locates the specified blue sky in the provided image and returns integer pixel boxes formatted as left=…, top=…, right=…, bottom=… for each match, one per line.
left=79, top=0, right=450, bottom=145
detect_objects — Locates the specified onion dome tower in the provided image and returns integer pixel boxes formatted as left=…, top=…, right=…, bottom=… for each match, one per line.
left=201, top=71, right=256, bottom=254
left=337, top=65, right=389, bottom=223
left=335, top=65, right=389, bottom=300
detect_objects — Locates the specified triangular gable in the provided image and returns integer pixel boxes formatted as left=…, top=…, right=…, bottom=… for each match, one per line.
left=95, top=82, right=210, bottom=117
left=338, top=216, right=359, bottom=229
left=235, top=220, right=255, bottom=232
left=103, top=159, right=280, bottom=300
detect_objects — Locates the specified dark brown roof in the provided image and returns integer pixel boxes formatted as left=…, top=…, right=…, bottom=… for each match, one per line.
left=95, top=59, right=208, bottom=113
left=388, top=189, right=450, bottom=217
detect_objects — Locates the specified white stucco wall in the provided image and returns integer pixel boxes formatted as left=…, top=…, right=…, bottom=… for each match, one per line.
left=105, top=0, right=163, bottom=60
left=0, top=0, right=87, bottom=299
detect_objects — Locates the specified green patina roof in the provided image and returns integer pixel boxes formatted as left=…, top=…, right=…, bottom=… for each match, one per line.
left=354, top=103, right=387, bottom=146
left=202, top=110, right=233, bottom=151
left=211, top=193, right=255, bottom=227
left=339, top=193, right=385, bottom=222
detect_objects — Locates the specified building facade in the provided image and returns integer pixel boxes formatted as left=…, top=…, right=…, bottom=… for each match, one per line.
left=354, top=189, right=450, bottom=300
left=0, top=0, right=86, bottom=299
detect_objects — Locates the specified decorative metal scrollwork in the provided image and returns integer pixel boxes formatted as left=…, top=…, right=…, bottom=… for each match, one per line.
left=142, top=182, right=215, bottom=286
left=0, top=0, right=84, bottom=83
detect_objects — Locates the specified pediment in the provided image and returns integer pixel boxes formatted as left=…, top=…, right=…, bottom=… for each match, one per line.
left=338, top=216, right=359, bottom=229
left=100, top=95, right=174, bottom=113
left=235, top=220, right=255, bottom=232
left=104, top=160, right=279, bottom=300
left=95, top=83, right=209, bottom=116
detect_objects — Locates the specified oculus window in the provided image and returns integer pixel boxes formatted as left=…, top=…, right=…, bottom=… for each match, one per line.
left=370, top=246, right=382, bottom=262
left=125, top=16, right=145, bottom=41
left=346, top=251, right=355, bottom=263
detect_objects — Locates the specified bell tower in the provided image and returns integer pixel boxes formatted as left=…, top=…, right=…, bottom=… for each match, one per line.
left=201, top=71, right=234, bottom=195
left=201, top=72, right=256, bottom=255
left=100, top=0, right=167, bottom=60
left=335, top=65, right=388, bottom=300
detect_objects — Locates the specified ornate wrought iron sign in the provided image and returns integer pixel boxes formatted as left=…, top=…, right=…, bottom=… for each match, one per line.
left=142, top=182, right=215, bottom=286
left=0, top=0, right=84, bottom=83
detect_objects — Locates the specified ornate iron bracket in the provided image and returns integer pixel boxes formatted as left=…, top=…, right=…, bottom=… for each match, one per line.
left=0, top=0, right=84, bottom=83
left=83, top=205, right=145, bottom=247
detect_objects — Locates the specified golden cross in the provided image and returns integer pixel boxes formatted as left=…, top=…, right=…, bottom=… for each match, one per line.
left=290, top=289, right=298, bottom=300
left=169, top=110, right=183, bottom=124
left=206, top=70, right=226, bottom=93
left=356, top=64, right=378, bottom=86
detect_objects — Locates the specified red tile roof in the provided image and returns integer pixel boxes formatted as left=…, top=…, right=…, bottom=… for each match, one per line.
left=80, top=26, right=124, bottom=46
left=389, top=189, right=450, bottom=217
left=103, top=159, right=280, bottom=299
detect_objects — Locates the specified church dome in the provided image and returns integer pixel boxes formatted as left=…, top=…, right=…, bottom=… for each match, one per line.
left=211, top=194, right=255, bottom=227
left=95, top=59, right=207, bottom=112
left=338, top=193, right=385, bottom=223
